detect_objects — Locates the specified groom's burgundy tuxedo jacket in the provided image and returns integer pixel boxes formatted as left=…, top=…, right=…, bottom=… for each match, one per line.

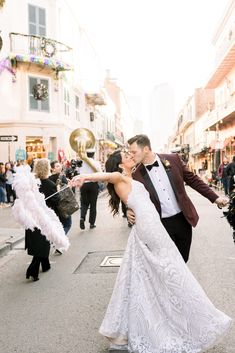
left=132, top=153, right=218, bottom=227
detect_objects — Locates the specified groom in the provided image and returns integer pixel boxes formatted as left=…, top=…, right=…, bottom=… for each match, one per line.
left=127, top=134, right=228, bottom=262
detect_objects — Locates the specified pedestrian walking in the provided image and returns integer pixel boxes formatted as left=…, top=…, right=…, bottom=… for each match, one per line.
left=4, top=162, right=16, bottom=204
left=217, top=156, right=230, bottom=195
left=25, top=158, right=60, bottom=281
left=49, top=160, right=72, bottom=236
left=79, top=149, right=102, bottom=230
left=0, top=163, right=8, bottom=208
left=226, top=155, right=235, bottom=194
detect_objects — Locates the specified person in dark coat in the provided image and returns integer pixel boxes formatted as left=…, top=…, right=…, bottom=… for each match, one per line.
left=226, top=155, right=235, bottom=194
left=25, top=158, right=60, bottom=281
left=49, top=160, right=72, bottom=235
left=217, top=156, right=230, bottom=195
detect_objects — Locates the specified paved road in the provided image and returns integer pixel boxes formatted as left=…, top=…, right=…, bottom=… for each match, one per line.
left=0, top=188, right=234, bottom=353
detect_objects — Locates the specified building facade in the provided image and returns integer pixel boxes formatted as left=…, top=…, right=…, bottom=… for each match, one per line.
left=0, top=0, right=132, bottom=165
left=169, top=0, right=235, bottom=180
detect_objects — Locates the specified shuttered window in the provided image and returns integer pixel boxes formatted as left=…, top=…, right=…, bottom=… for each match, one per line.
left=75, top=95, right=80, bottom=120
left=64, top=88, right=70, bottom=116
left=28, top=4, right=46, bottom=36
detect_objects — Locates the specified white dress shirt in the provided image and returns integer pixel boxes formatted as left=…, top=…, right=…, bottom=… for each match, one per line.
left=79, top=159, right=102, bottom=181
left=145, top=155, right=181, bottom=218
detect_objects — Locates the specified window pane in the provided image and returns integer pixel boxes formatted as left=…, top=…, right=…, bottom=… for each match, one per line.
left=29, top=24, right=37, bottom=36
left=39, top=8, right=46, bottom=26
left=29, top=77, right=37, bottom=91
left=39, top=26, right=46, bottom=36
left=28, top=5, right=36, bottom=23
left=40, top=79, right=49, bottom=111
left=40, top=79, right=48, bottom=88
left=30, top=96, right=38, bottom=110
left=41, top=99, right=49, bottom=111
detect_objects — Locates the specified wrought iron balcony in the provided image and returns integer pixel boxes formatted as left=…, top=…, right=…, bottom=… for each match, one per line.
left=9, top=32, right=73, bottom=73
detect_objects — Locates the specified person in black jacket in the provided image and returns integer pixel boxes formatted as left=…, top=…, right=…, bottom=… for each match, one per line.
left=25, top=158, right=60, bottom=281
left=0, top=163, right=7, bottom=208
left=49, top=160, right=72, bottom=235
left=226, top=155, right=235, bottom=194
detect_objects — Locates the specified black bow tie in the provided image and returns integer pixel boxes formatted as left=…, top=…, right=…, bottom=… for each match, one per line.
left=146, top=160, right=159, bottom=171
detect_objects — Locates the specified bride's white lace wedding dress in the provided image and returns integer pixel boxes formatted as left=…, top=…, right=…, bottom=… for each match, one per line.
left=99, top=180, right=232, bottom=353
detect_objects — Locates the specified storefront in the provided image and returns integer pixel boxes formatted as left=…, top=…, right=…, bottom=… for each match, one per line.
left=26, top=136, right=47, bottom=163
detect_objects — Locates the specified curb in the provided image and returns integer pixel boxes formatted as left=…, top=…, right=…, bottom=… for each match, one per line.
left=0, top=243, right=11, bottom=258
left=0, top=234, right=24, bottom=258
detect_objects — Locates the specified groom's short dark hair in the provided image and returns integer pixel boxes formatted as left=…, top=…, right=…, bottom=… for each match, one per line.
left=127, top=134, right=152, bottom=150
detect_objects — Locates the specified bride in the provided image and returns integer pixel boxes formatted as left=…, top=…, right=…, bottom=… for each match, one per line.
left=72, top=149, right=232, bottom=353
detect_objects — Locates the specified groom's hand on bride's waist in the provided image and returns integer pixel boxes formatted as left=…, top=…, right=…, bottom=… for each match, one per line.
left=127, top=208, right=135, bottom=225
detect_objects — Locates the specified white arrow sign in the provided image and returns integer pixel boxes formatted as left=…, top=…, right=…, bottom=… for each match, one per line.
left=0, top=135, right=18, bottom=142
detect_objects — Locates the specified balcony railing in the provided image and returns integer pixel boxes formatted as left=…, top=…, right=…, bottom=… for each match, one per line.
left=9, top=32, right=72, bottom=72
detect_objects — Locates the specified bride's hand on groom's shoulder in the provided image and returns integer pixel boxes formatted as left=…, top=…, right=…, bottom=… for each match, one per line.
left=127, top=208, right=135, bottom=225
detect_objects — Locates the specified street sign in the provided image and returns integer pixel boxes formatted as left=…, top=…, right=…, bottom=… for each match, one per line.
left=0, top=135, right=18, bottom=142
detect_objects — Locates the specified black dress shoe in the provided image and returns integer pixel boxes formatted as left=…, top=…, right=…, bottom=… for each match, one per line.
left=90, top=224, right=96, bottom=229
left=80, top=219, right=85, bottom=230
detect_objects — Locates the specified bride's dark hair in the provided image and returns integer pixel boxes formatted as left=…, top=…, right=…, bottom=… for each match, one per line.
left=105, top=150, right=122, bottom=215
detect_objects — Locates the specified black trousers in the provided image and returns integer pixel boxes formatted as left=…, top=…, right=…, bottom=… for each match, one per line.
left=80, top=182, right=99, bottom=225
left=161, top=212, right=192, bottom=263
left=6, top=184, right=16, bottom=203
left=26, top=256, right=50, bottom=278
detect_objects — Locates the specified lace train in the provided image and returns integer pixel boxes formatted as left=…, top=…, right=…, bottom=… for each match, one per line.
left=99, top=180, right=232, bottom=353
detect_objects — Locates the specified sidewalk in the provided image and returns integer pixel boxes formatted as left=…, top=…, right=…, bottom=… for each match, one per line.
left=0, top=204, right=24, bottom=257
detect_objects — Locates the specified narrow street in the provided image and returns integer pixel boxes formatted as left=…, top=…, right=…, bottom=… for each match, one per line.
left=0, top=188, right=234, bottom=353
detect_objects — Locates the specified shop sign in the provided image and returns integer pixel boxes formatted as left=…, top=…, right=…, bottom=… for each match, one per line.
left=48, top=152, right=54, bottom=161
left=15, top=148, right=26, bottom=161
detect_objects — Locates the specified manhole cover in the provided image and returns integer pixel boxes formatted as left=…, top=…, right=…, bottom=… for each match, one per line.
left=100, top=256, right=123, bottom=267
left=74, top=250, right=124, bottom=274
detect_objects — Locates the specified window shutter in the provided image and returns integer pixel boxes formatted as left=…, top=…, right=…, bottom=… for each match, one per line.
left=28, top=4, right=37, bottom=35
left=28, top=4, right=46, bottom=36
left=29, top=77, right=38, bottom=110
left=38, top=7, right=46, bottom=36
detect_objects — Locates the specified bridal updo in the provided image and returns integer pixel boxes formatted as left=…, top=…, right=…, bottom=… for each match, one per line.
left=105, top=150, right=122, bottom=216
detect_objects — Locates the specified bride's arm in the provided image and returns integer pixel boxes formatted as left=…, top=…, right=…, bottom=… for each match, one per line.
left=71, top=172, right=123, bottom=187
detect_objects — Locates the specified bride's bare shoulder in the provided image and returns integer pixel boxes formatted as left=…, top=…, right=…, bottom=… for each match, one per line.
left=114, top=176, right=132, bottom=202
